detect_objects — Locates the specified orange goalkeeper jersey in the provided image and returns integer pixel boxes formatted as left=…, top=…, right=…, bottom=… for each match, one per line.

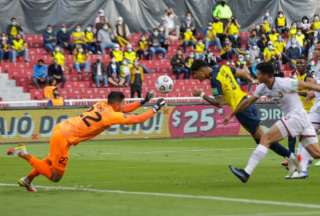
left=59, top=101, right=154, bottom=145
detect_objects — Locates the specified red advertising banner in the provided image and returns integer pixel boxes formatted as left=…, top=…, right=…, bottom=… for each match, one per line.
left=168, top=105, right=241, bottom=138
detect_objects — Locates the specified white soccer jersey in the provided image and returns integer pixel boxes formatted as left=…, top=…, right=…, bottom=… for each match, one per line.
left=254, top=77, right=304, bottom=115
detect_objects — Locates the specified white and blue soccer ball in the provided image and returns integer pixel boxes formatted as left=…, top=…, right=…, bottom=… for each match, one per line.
left=155, top=75, right=174, bottom=94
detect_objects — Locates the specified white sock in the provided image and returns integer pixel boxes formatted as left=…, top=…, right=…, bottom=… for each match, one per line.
left=244, top=144, right=269, bottom=175
left=299, top=144, right=313, bottom=172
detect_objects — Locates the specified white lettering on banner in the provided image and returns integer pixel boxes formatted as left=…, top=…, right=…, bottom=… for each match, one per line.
left=105, top=112, right=164, bottom=135
left=172, top=108, right=216, bottom=134
left=260, top=108, right=283, bottom=121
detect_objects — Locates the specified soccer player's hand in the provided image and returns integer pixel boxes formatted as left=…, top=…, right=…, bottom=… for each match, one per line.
left=141, top=91, right=154, bottom=105
left=152, top=98, right=166, bottom=112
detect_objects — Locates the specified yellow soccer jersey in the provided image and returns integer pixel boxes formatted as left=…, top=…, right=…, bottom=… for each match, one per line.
left=211, top=65, right=247, bottom=111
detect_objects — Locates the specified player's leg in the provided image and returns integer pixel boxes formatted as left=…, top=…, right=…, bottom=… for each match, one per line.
left=229, top=117, right=297, bottom=183
left=235, top=103, right=290, bottom=158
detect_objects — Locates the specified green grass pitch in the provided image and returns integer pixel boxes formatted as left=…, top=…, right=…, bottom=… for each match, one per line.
left=0, top=137, right=320, bottom=216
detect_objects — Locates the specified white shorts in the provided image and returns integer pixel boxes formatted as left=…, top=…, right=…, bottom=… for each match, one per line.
left=275, top=110, right=318, bottom=146
left=309, top=102, right=320, bottom=131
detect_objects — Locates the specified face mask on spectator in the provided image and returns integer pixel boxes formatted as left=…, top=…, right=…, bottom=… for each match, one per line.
left=47, top=28, right=52, bottom=33
left=252, top=45, right=258, bottom=50
left=268, top=44, right=273, bottom=50
left=103, top=25, right=109, bottom=30
left=61, top=27, right=67, bottom=33
left=134, top=61, right=139, bottom=67
left=55, top=47, right=60, bottom=52
left=265, top=12, right=270, bottom=17
left=2, top=36, right=7, bottom=41
left=79, top=48, right=84, bottom=53
left=111, top=58, right=116, bottom=64
left=154, top=31, right=159, bottom=36
left=279, top=13, right=283, bottom=17
left=76, top=27, right=81, bottom=32
left=87, top=27, right=92, bottom=31
left=292, top=42, right=297, bottom=48
left=315, top=16, right=320, bottom=22
left=12, top=20, right=17, bottom=25
left=303, top=19, right=308, bottom=24
left=114, top=46, right=120, bottom=51
left=297, top=31, right=302, bottom=35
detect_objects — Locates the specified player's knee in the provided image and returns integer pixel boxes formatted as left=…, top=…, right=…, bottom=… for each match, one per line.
left=260, top=134, right=272, bottom=146
left=50, top=172, right=63, bottom=182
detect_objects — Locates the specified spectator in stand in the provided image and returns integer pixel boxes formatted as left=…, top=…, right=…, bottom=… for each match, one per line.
left=248, top=29, right=259, bottom=48
left=248, top=44, right=261, bottom=71
left=95, top=9, right=105, bottom=24
left=114, top=16, right=130, bottom=47
left=182, top=28, right=196, bottom=51
left=107, top=57, right=120, bottom=86
left=257, top=33, right=268, bottom=52
left=73, top=47, right=90, bottom=78
left=124, top=43, right=137, bottom=66
left=195, top=40, right=205, bottom=60
left=7, top=17, right=23, bottom=41
left=0, top=33, right=13, bottom=62
left=185, top=52, right=195, bottom=75
left=97, top=23, right=115, bottom=54
left=220, top=39, right=238, bottom=60
left=212, top=0, right=232, bottom=26
left=119, top=59, right=130, bottom=86
left=130, top=58, right=144, bottom=98
left=53, top=46, right=65, bottom=69
left=171, top=49, right=189, bottom=79
left=56, top=24, right=71, bottom=52
left=32, top=59, right=48, bottom=89
left=95, top=14, right=111, bottom=33
left=311, top=15, right=320, bottom=32
left=149, top=28, right=167, bottom=58
left=110, top=43, right=123, bottom=64
left=263, top=41, right=280, bottom=62
left=288, top=22, right=298, bottom=39
left=205, top=25, right=222, bottom=50
left=12, top=34, right=29, bottom=63
left=84, top=25, right=96, bottom=53
left=136, top=34, right=149, bottom=59
left=295, top=29, right=305, bottom=48
left=275, top=11, right=287, bottom=33
left=262, top=11, right=273, bottom=26
left=47, top=88, right=64, bottom=107
left=44, top=79, right=57, bottom=100
left=268, top=27, right=279, bottom=43
left=71, top=24, right=85, bottom=50
left=262, top=16, right=272, bottom=34
left=180, top=11, right=196, bottom=36
left=301, top=16, right=311, bottom=33
left=48, top=59, right=66, bottom=88
left=162, top=8, right=180, bottom=40
left=92, top=55, right=108, bottom=87
left=212, top=18, right=224, bottom=43
left=285, top=40, right=303, bottom=69
left=225, top=17, right=240, bottom=47
left=274, top=36, right=286, bottom=54
left=43, top=25, right=56, bottom=54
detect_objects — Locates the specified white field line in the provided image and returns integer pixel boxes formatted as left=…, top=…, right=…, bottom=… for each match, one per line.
left=100, top=147, right=255, bottom=155
left=222, top=211, right=320, bottom=216
left=0, top=183, right=320, bottom=210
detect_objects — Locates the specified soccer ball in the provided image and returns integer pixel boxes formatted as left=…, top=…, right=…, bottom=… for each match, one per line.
left=155, top=75, right=174, bottom=94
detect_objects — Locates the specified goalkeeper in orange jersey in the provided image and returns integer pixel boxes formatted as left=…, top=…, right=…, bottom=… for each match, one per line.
left=7, top=91, right=166, bottom=192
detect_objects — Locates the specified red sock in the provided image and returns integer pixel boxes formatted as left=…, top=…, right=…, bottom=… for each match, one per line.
left=27, top=155, right=52, bottom=179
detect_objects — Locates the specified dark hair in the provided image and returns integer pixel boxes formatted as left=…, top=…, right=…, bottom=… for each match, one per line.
left=191, top=60, right=208, bottom=72
left=37, top=59, right=44, bottom=63
left=256, top=62, right=275, bottom=76
left=107, top=91, right=125, bottom=104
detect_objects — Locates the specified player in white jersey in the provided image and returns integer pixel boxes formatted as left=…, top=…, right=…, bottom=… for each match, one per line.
left=227, top=62, right=320, bottom=183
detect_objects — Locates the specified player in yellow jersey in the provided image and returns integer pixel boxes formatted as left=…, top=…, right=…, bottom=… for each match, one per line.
left=191, top=60, right=291, bottom=160
left=7, top=91, right=166, bottom=192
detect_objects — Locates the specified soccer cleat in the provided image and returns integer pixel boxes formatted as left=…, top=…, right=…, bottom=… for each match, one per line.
left=285, top=171, right=308, bottom=180
left=18, top=177, right=37, bottom=192
left=7, top=145, right=28, bottom=156
left=281, top=159, right=288, bottom=170
left=229, top=165, right=250, bottom=183
left=287, top=153, right=301, bottom=176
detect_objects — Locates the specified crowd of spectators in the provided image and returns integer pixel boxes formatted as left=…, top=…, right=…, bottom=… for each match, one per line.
left=1, top=0, right=320, bottom=100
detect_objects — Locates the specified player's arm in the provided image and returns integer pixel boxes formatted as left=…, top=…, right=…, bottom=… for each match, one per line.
left=297, top=80, right=320, bottom=92
left=112, top=99, right=166, bottom=125
left=122, top=92, right=154, bottom=113
left=234, top=66, right=255, bottom=83
left=298, top=77, right=316, bottom=97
